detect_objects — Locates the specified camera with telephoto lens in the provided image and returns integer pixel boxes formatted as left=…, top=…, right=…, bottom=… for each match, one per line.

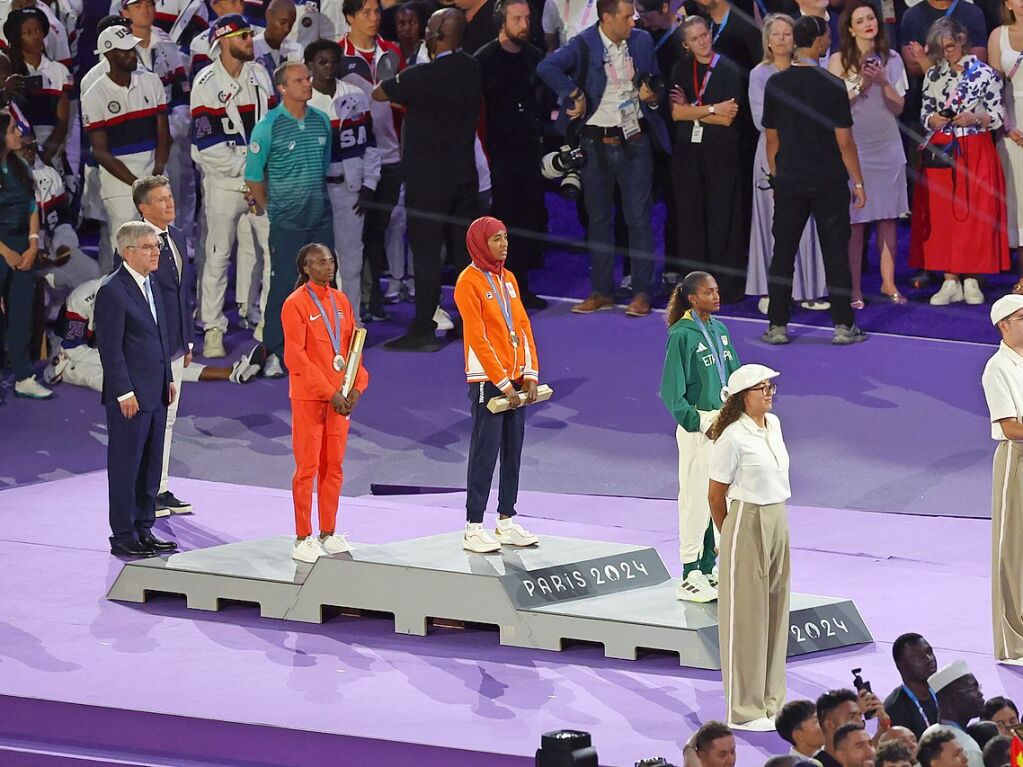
left=852, top=668, right=876, bottom=720
left=632, top=71, right=666, bottom=102
left=541, top=121, right=587, bottom=199
left=636, top=759, right=680, bottom=767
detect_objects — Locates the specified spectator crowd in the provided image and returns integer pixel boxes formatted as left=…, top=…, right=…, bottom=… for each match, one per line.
left=2, top=0, right=1023, bottom=395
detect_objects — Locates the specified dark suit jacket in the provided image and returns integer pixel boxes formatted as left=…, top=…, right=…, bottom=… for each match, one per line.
left=95, top=265, right=173, bottom=411
left=149, top=223, right=193, bottom=358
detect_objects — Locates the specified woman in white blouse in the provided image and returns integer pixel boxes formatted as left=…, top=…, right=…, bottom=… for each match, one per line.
left=707, top=363, right=791, bottom=733
left=909, top=17, right=1009, bottom=307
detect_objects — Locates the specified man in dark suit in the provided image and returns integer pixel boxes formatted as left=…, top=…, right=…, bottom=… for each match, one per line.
left=95, top=221, right=178, bottom=558
left=132, top=176, right=196, bottom=518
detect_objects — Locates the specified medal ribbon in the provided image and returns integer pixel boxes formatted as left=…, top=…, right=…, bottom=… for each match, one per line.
left=306, top=284, right=343, bottom=362
left=690, top=311, right=728, bottom=390
left=483, top=271, right=517, bottom=345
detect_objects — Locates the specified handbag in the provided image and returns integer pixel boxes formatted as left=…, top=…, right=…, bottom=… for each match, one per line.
left=918, top=132, right=959, bottom=169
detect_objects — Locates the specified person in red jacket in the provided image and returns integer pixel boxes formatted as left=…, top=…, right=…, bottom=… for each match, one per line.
left=453, top=216, right=541, bottom=553
left=282, top=242, right=369, bottom=564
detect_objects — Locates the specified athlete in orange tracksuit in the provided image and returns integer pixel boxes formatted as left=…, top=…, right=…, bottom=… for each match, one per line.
left=453, top=216, right=542, bottom=554
left=282, top=243, right=369, bottom=564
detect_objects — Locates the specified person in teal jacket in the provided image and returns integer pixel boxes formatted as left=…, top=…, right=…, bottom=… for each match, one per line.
left=660, top=271, right=741, bottom=602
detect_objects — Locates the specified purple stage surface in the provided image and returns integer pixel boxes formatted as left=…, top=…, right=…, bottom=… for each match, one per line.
left=1, top=474, right=1021, bottom=766
left=0, top=299, right=1000, bottom=518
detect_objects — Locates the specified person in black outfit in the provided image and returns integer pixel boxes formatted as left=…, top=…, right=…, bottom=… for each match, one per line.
left=692, top=0, right=763, bottom=71
left=670, top=16, right=749, bottom=302
left=762, top=14, right=868, bottom=346
left=375, top=7, right=482, bottom=351
left=884, top=633, right=940, bottom=739
left=456, top=0, right=501, bottom=52
left=475, top=0, right=548, bottom=309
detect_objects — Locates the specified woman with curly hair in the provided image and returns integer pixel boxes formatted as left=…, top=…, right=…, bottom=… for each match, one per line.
left=708, top=363, right=790, bottom=732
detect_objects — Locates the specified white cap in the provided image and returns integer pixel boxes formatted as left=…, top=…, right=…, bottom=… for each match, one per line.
left=725, top=364, right=780, bottom=399
left=991, top=294, right=1023, bottom=326
left=928, top=660, right=971, bottom=693
left=97, top=25, right=141, bottom=54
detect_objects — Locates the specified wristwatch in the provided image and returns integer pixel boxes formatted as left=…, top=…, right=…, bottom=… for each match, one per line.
left=708, top=104, right=716, bottom=115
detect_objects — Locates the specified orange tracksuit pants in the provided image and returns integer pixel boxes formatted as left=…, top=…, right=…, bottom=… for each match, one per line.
left=291, top=398, right=350, bottom=538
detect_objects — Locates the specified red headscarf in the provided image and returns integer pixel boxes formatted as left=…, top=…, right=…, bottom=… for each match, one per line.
left=466, top=216, right=507, bottom=274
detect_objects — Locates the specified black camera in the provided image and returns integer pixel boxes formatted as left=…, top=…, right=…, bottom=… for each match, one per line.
left=536, top=730, right=598, bottom=767
left=633, top=71, right=667, bottom=102
left=636, top=759, right=680, bottom=767
left=852, top=668, right=876, bottom=720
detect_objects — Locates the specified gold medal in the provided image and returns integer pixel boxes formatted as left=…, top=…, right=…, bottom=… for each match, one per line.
left=510, top=331, right=519, bottom=348
left=333, top=354, right=345, bottom=372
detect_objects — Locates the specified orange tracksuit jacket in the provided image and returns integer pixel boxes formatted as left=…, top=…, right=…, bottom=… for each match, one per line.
left=282, top=282, right=369, bottom=538
left=453, top=265, right=539, bottom=389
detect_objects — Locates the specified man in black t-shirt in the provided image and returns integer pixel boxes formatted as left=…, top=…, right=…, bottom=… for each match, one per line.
left=762, top=14, right=868, bottom=346
left=376, top=7, right=482, bottom=351
left=475, top=0, right=549, bottom=307
left=884, top=633, right=941, bottom=739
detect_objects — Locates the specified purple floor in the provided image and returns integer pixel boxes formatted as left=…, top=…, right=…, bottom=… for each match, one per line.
left=1, top=298, right=999, bottom=517
left=0, top=474, right=1020, bottom=766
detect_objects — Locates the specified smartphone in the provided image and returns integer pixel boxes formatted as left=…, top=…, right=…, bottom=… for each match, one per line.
left=938, top=107, right=956, bottom=119
left=22, top=74, right=43, bottom=92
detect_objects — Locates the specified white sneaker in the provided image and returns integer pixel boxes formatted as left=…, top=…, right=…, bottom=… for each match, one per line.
left=383, top=276, right=401, bottom=303
left=43, top=352, right=71, bottom=384
left=263, top=354, right=285, bottom=379
left=292, top=537, right=324, bottom=563
left=495, top=518, right=539, bottom=547
left=154, top=506, right=171, bottom=518
left=320, top=533, right=353, bottom=554
left=676, top=571, right=718, bottom=603
left=229, top=355, right=260, bottom=384
left=929, top=279, right=964, bottom=306
left=729, top=717, right=777, bottom=732
left=707, top=565, right=719, bottom=589
left=433, top=307, right=454, bottom=332
left=204, top=328, right=226, bottom=358
left=799, top=300, right=831, bottom=311
left=14, top=375, right=54, bottom=399
left=462, top=523, right=501, bottom=553
left=1000, top=657, right=1023, bottom=666
left=757, top=296, right=769, bottom=315
left=963, top=278, right=984, bottom=305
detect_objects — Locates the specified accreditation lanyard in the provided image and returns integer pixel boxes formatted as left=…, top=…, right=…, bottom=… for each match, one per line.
left=483, top=270, right=520, bottom=348
left=655, top=25, right=678, bottom=52
left=692, top=54, right=720, bottom=105
left=604, top=42, right=635, bottom=90
left=711, top=9, right=730, bottom=44
left=944, top=0, right=960, bottom=16
left=306, top=285, right=344, bottom=365
left=902, top=685, right=938, bottom=728
left=690, top=311, right=728, bottom=394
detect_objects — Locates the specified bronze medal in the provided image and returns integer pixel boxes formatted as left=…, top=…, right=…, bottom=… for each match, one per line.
left=510, top=331, right=519, bottom=348
left=333, top=354, right=345, bottom=372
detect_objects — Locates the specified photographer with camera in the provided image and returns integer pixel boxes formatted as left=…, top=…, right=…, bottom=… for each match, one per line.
left=909, top=16, right=1008, bottom=307
left=537, top=0, right=670, bottom=318
left=475, top=0, right=549, bottom=309
left=815, top=687, right=892, bottom=767
left=670, top=16, right=749, bottom=305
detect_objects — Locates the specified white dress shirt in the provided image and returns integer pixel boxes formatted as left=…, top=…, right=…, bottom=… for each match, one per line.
left=586, top=27, right=636, bottom=128
left=709, top=412, right=792, bottom=505
left=982, top=342, right=1023, bottom=441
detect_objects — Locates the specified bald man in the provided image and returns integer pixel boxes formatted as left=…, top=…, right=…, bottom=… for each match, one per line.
left=253, top=0, right=302, bottom=79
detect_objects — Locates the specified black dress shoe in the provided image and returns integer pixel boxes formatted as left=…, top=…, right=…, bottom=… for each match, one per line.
left=384, top=332, right=442, bottom=352
left=111, top=541, right=157, bottom=558
left=138, top=532, right=178, bottom=552
left=155, top=490, right=192, bottom=514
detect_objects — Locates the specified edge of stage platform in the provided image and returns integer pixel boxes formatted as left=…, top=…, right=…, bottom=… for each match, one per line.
left=107, top=533, right=873, bottom=669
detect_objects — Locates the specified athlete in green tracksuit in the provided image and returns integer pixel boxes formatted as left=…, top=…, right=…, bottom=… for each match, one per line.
left=660, top=271, right=741, bottom=602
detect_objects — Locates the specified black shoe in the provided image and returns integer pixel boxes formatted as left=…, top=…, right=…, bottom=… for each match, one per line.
left=384, top=332, right=442, bottom=352
left=361, top=304, right=390, bottom=323
left=138, top=531, right=179, bottom=552
left=521, top=291, right=548, bottom=310
left=111, top=541, right=157, bottom=558
left=155, top=491, right=192, bottom=515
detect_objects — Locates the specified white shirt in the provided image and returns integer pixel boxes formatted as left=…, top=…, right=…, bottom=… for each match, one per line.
left=253, top=32, right=303, bottom=79
left=709, top=413, right=792, bottom=505
left=23, top=54, right=72, bottom=150
left=982, top=342, right=1023, bottom=441
left=920, top=725, right=983, bottom=767
left=587, top=27, right=636, bottom=128
left=542, top=0, right=597, bottom=43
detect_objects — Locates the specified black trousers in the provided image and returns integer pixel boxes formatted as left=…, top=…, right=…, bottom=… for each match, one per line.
left=405, top=178, right=477, bottom=336
left=491, top=158, right=547, bottom=296
left=361, top=162, right=402, bottom=309
left=672, top=139, right=748, bottom=303
left=769, top=183, right=855, bottom=328
left=106, top=403, right=166, bottom=546
left=0, top=260, right=35, bottom=381
left=466, top=381, right=524, bottom=523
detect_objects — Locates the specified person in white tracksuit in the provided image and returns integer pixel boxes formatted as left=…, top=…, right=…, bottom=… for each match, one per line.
left=190, top=14, right=274, bottom=358
left=306, top=38, right=381, bottom=318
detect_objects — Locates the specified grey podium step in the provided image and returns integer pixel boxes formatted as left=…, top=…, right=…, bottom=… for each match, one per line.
left=107, top=534, right=872, bottom=669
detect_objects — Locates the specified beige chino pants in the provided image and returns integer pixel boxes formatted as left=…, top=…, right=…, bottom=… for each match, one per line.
left=718, top=499, right=791, bottom=724
left=993, top=441, right=1023, bottom=660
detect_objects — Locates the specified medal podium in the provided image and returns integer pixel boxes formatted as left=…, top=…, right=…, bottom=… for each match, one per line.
left=107, top=532, right=872, bottom=668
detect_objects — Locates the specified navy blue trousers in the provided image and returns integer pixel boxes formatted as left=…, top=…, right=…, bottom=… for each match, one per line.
left=466, top=381, right=525, bottom=523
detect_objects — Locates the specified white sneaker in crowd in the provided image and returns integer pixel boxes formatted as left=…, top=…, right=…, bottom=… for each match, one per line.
left=963, top=278, right=984, bottom=305
left=292, top=537, right=324, bottom=563
left=800, top=300, right=831, bottom=311
left=14, top=375, right=54, bottom=399
left=204, top=327, right=226, bottom=358
left=462, top=522, right=501, bottom=553
left=383, top=276, right=401, bottom=303
left=707, top=565, right=719, bottom=589
left=43, top=352, right=71, bottom=385
left=757, top=296, right=769, bottom=315
left=263, top=354, right=285, bottom=379
left=729, top=717, right=778, bottom=732
left=433, top=307, right=454, bottom=332
left=320, top=533, right=353, bottom=554
left=495, top=518, right=540, bottom=547
left=676, top=570, right=718, bottom=603
left=229, top=349, right=262, bottom=384
left=929, top=279, right=964, bottom=306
